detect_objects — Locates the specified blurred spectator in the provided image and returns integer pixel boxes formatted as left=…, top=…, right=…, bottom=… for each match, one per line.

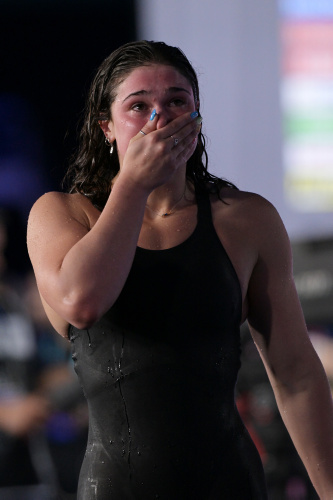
left=0, top=210, right=55, bottom=498
left=236, top=325, right=318, bottom=500
left=0, top=209, right=87, bottom=499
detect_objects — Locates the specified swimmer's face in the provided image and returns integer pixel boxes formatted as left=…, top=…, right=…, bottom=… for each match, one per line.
left=101, top=64, right=197, bottom=167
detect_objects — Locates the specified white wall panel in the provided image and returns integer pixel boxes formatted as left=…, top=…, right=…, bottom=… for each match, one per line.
left=137, top=0, right=333, bottom=240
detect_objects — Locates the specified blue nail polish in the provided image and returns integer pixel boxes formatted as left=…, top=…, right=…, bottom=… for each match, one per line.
left=150, top=109, right=156, bottom=121
left=191, top=111, right=198, bottom=119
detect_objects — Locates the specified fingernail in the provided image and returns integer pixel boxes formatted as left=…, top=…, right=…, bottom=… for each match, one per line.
left=150, top=109, right=156, bottom=121
left=190, top=111, right=198, bottom=119
left=196, top=116, right=203, bottom=125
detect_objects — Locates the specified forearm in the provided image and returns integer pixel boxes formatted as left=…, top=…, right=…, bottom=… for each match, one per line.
left=41, top=176, right=149, bottom=327
left=273, top=365, right=333, bottom=499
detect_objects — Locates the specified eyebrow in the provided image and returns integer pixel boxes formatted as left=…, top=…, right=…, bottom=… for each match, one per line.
left=122, top=86, right=191, bottom=103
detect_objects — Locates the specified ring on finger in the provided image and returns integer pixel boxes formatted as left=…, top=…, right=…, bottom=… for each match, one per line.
left=170, top=135, right=179, bottom=147
left=140, top=130, right=146, bottom=136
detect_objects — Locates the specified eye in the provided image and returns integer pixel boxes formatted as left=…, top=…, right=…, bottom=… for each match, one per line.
left=131, top=102, right=147, bottom=112
left=169, top=98, right=186, bottom=107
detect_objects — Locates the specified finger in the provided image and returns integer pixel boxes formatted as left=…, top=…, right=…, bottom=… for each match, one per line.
left=175, top=136, right=197, bottom=163
left=133, top=108, right=158, bottom=139
left=169, top=135, right=180, bottom=148
left=168, top=117, right=202, bottom=151
left=158, top=111, right=200, bottom=141
left=171, top=116, right=202, bottom=149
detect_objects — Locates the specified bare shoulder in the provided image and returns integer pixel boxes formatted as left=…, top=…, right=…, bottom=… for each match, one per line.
left=212, top=187, right=289, bottom=247
left=214, top=186, right=279, bottom=217
left=28, top=191, right=98, bottom=229
left=28, top=191, right=100, bottom=251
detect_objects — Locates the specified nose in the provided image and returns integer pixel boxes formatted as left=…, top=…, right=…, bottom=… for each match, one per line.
left=154, top=107, right=173, bottom=129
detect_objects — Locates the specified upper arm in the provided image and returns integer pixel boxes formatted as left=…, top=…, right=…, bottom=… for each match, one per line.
left=246, top=199, right=315, bottom=386
left=28, top=192, right=90, bottom=273
left=27, top=192, right=91, bottom=334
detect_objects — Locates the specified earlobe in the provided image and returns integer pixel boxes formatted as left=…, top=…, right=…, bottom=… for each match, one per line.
left=98, top=120, right=115, bottom=143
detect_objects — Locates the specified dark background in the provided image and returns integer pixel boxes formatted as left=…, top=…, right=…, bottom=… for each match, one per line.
left=0, top=0, right=137, bottom=276
left=0, top=0, right=136, bottom=201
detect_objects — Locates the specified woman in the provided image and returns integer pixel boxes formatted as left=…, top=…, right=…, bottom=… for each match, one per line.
left=27, top=41, right=333, bottom=499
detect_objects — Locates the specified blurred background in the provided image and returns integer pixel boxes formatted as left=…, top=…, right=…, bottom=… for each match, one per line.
left=0, top=0, right=332, bottom=498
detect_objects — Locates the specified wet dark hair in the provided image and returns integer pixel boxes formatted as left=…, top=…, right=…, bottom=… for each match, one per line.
left=64, top=40, right=237, bottom=210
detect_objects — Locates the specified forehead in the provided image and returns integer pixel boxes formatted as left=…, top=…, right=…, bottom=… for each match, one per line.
left=115, top=64, right=194, bottom=99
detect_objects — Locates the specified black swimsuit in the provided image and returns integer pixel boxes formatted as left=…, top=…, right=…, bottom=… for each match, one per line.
left=69, top=190, right=267, bottom=499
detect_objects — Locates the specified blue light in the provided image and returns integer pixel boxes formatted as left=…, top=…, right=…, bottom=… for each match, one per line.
left=280, top=0, right=333, bottom=18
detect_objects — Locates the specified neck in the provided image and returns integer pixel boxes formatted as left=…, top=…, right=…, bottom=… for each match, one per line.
left=145, top=179, right=189, bottom=218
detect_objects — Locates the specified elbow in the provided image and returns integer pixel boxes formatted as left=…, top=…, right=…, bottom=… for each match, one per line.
left=62, top=293, right=103, bottom=330
left=68, top=311, right=99, bottom=331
